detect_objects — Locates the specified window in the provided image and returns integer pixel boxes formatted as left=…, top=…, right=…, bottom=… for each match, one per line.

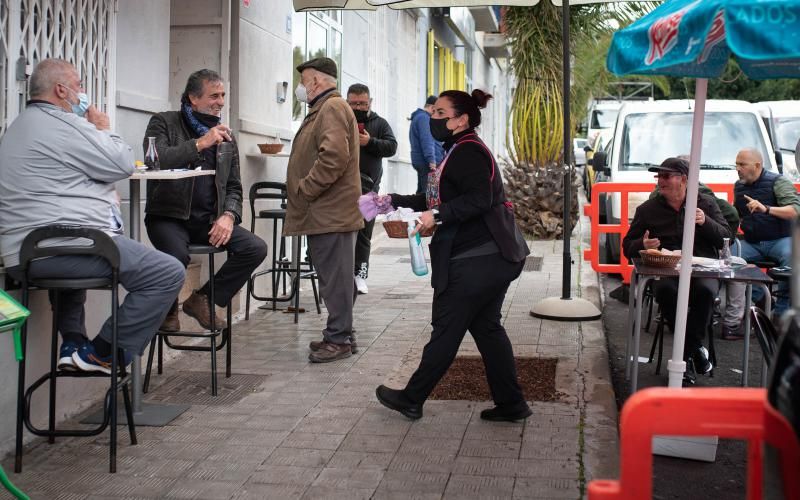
left=426, top=31, right=466, bottom=96
left=291, top=11, right=343, bottom=124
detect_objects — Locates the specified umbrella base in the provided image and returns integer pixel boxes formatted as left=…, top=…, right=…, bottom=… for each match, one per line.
left=530, top=297, right=601, bottom=321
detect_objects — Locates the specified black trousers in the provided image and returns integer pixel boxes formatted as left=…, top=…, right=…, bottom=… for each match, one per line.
left=354, top=218, right=375, bottom=278
left=652, top=277, right=719, bottom=356
left=404, top=252, right=526, bottom=407
left=146, top=215, right=267, bottom=307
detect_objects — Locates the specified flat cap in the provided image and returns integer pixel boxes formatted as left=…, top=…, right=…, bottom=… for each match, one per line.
left=648, top=157, right=689, bottom=176
left=296, top=57, right=337, bottom=79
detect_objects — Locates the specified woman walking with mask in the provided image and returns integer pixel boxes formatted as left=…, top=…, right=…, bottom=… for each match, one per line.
left=370, top=89, right=532, bottom=421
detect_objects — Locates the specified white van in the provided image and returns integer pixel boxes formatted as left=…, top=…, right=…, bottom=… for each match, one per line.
left=586, top=100, right=623, bottom=149
left=591, top=99, right=777, bottom=263
left=755, top=100, right=800, bottom=181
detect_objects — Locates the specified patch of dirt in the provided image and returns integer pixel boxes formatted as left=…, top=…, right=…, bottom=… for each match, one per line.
left=428, top=356, right=561, bottom=401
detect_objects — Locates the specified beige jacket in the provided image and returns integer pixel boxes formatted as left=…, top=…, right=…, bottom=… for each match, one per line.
left=284, top=90, right=363, bottom=236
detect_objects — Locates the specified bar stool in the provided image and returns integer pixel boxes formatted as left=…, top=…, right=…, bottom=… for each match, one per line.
left=246, top=182, right=321, bottom=323
left=15, top=226, right=136, bottom=473
left=143, top=244, right=231, bottom=396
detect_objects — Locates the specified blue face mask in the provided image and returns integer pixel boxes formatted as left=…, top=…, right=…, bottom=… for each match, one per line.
left=60, top=84, right=90, bottom=117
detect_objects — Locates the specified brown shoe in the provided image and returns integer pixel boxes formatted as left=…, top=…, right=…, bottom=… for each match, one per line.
left=182, top=291, right=227, bottom=331
left=308, top=341, right=352, bottom=363
left=309, top=330, right=358, bottom=353
left=159, top=300, right=180, bottom=332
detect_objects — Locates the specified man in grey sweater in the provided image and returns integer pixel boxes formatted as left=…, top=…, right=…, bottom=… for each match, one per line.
left=0, top=58, right=185, bottom=374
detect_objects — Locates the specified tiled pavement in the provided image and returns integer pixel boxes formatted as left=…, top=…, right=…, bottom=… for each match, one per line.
left=2, top=211, right=617, bottom=499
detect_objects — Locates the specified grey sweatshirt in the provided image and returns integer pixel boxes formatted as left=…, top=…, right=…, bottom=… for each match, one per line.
left=0, top=102, right=134, bottom=267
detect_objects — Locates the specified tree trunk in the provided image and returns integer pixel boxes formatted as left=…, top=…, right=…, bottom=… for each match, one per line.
left=505, top=161, right=579, bottom=239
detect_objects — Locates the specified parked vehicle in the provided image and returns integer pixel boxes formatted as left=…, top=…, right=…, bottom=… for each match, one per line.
left=574, top=137, right=588, bottom=167
left=591, top=99, right=777, bottom=263
left=755, top=100, right=800, bottom=181
left=583, top=134, right=606, bottom=199
left=586, top=100, right=623, bottom=150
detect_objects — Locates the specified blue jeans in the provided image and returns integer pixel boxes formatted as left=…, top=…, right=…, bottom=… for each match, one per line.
left=740, top=237, right=791, bottom=315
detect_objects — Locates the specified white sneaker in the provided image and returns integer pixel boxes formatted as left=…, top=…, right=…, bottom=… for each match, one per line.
left=355, top=275, right=369, bottom=294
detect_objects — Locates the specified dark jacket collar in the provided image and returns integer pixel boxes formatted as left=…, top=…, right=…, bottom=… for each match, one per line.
left=309, top=87, right=336, bottom=108
left=443, top=128, right=478, bottom=150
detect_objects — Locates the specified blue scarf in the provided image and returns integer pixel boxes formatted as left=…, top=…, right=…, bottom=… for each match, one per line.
left=181, top=101, right=220, bottom=137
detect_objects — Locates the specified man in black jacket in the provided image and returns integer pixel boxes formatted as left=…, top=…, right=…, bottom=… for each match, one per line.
left=143, top=69, right=266, bottom=331
left=623, top=158, right=731, bottom=379
left=347, top=84, right=397, bottom=294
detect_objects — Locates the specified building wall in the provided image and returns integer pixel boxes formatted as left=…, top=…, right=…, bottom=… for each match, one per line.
left=0, top=0, right=510, bottom=455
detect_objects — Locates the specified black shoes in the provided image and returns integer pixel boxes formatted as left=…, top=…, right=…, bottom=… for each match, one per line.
left=480, top=402, right=533, bottom=422
left=375, top=385, right=422, bottom=420
left=721, top=325, right=745, bottom=341
left=689, top=345, right=713, bottom=375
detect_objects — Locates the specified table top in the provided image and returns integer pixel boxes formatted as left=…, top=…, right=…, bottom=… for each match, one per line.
left=130, top=169, right=215, bottom=180
left=633, top=258, right=773, bottom=284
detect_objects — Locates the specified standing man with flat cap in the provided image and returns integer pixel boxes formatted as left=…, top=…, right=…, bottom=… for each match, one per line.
left=286, top=57, right=363, bottom=363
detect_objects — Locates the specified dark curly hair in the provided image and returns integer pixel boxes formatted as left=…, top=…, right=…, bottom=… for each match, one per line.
left=439, top=89, right=493, bottom=128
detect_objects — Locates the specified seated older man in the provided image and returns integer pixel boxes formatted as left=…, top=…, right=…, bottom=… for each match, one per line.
left=733, top=147, right=800, bottom=317
left=0, top=58, right=185, bottom=374
left=623, top=158, right=731, bottom=379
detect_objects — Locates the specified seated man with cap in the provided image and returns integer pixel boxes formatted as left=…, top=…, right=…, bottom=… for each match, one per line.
left=623, top=157, right=732, bottom=381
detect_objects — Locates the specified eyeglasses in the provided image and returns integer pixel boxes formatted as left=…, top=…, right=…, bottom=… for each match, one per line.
left=654, top=172, right=681, bottom=179
left=347, top=100, right=370, bottom=109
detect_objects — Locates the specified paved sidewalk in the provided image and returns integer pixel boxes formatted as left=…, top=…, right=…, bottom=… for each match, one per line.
left=2, top=212, right=616, bottom=499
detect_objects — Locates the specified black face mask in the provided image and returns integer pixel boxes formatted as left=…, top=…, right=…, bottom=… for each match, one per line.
left=353, top=109, right=369, bottom=123
left=429, top=117, right=452, bottom=142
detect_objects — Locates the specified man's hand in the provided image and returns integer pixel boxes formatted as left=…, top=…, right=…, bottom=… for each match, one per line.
left=412, top=210, right=436, bottom=236
left=197, top=124, right=233, bottom=151
left=643, top=230, right=660, bottom=250
left=358, top=129, right=371, bottom=146
left=695, top=208, right=706, bottom=226
left=85, top=106, right=110, bottom=131
left=208, top=212, right=234, bottom=247
left=743, top=194, right=768, bottom=214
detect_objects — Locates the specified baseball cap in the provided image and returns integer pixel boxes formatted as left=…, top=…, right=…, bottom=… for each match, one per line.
left=296, top=57, right=337, bottom=79
left=648, top=157, right=689, bottom=176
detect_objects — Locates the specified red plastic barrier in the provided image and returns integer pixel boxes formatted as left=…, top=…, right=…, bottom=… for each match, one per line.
left=587, top=387, right=800, bottom=500
left=582, top=183, right=799, bottom=284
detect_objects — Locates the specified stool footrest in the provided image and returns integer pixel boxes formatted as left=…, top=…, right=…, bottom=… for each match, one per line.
left=161, top=332, right=229, bottom=352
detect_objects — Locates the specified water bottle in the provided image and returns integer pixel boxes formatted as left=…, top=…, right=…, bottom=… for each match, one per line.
left=720, top=237, right=733, bottom=277
left=144, top=136, right=160, bottom=171
left=408, top=220, right=428, bottom=276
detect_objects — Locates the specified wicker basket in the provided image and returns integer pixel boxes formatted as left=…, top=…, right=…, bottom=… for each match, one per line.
left=257, top=143, right=283, bottom=154
left=382, top=220, right=435, bottom=239
left=639, top=250, right=681, bottom=268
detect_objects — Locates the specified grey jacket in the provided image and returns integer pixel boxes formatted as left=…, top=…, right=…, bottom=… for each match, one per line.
left=143, top=111, right=243, bottom=223
left=0, top=102, right=134, bottom=267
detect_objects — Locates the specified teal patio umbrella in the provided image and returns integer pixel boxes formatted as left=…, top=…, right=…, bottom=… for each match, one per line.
left=607, top=0, right=800, bottom=388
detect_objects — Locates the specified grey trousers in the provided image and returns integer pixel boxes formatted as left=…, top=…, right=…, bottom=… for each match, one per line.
left=8, top=236, right=185, bottom=355
left=306, top=231, right=357, bottom=345
left=723, top=281, right=746, bottom=328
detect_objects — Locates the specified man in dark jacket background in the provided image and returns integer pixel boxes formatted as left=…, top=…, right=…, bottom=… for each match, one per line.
left=623, top=158, right=730, bottom=380
left=143, top=69, right=266, bottom=332
left=409, top=95, right=443, bottom=195
left=347, top=83, right=397, bottom=294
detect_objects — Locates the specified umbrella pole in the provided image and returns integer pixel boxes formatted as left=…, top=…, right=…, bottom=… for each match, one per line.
left=667, top=78, right=708, bottom=389
left=530, top=0, right=601, bottom=321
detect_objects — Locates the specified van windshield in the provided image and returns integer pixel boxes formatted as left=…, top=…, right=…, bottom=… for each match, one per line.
left=591, top=109, right=619, bottom=129
left=775, top=118, right=800, bottom=151
left=620, top=112, right=769, bottom=171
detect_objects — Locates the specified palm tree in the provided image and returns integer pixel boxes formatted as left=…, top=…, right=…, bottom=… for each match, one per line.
left=503, top=2, right=656, bottom=238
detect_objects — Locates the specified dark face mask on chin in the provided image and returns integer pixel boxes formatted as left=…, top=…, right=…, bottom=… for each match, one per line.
left=429, top=117, right=453, bottom=142
left=353, top=109, right=369, bottom=123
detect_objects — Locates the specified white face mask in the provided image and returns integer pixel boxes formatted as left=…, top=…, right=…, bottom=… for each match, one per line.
left=295, top=83, right=308, bottom=103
